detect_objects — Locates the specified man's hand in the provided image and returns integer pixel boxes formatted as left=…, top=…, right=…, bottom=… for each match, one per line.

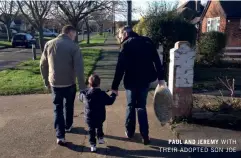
left=158, top=80, right=166, bottom=87
left=45, top=85, right=51, bottom=91
left=112, top=90, right=118, bottom=96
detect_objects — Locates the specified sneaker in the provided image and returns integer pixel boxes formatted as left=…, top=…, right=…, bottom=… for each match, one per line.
left=143, top=137, right=150, bottom=145
left=90, top=145, right=97, bottom=152
left=65, top=126, right=73, bottom=132
left=125, top=131, right=133, bottom=139
left=98, top=138, right=105, bottom=144
left=57, top=138, right=66, bottom=146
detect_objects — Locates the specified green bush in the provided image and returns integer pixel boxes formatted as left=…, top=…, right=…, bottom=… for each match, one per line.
left=198, top=31, right=227, bottom=64
left=144, top=11, right=197, bottom=80
left=146, top=11, right=197, bottom=48
left=133, top=17, right=147, bottom=36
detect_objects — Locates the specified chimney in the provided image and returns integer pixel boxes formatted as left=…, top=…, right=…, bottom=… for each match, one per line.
left=196, top=0, right=201, bottom=13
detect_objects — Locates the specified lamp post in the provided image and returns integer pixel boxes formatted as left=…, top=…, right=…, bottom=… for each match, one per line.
left=127, top=0, right=132, bottom=27
left=112, top=1, right=115, bottom=35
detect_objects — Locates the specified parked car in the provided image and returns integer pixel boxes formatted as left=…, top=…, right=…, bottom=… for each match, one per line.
left=12, top=33, right=36, bottom=48
left=43, top=28, right=58, bottom=37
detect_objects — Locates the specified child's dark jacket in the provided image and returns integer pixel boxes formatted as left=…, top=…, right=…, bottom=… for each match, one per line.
left=79, top=88, right=116, bottom=124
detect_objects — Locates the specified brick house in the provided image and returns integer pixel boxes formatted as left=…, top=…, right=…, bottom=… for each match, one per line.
left=200, top=0, right=241, bottom=61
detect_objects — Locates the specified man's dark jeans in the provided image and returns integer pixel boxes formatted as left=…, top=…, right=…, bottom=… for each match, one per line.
left=87, top=122, right=104, bottom=145
left=125, top=87, right=149, bottom=139
left=51, top=84, right=76, bottom=139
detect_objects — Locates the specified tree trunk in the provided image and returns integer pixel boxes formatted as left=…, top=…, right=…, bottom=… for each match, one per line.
left=5, top=24, right=11, bottom=42
left=85, top=18, right=90, bottom=44
left=82, top=24, right=85, bottom=41
left=100, top=24, right=103, bottom=35
left=70, top=21, right=79, bottom=43
left=38, top=27, right=44, bottom=52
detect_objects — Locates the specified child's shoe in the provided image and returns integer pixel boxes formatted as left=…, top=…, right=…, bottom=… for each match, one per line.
left=90, top=145, right=97, bottom=152
left=98, top=138, right=105, bottom=144
left=57, top=138, right=66, bottom=146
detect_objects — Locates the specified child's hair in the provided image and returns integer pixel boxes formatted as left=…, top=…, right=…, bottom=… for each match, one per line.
left=88, top=74, right=101, bottom=87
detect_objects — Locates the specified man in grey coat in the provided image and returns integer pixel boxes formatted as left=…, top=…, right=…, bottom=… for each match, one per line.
left=40, top=25, right=85, bottom=145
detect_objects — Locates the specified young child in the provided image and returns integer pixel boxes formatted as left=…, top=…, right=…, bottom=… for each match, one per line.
left=79, top=74, right=117, bottom=152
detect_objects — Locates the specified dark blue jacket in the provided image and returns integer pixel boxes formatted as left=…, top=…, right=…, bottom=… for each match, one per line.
left=111, top=32, right=164, bottom=90
left=79, top=88, right=116, bottom=124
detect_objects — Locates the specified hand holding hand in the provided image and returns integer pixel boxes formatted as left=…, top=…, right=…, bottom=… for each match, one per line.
left=112, top=90, right=118, bottom=96
left=158, top=80, right=166, bottom=87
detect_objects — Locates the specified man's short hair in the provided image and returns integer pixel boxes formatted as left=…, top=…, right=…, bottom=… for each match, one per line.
left=119, top=25, right=132, bottom=34
left=123, top=25, right=133, bottom=33
left=88, top=74, right=101, bottom=87
left=62, top=25, right=76, bottom=34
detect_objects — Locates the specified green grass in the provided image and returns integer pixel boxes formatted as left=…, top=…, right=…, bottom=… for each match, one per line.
left=79, top=33, right=109, bottom=47
left=0, top=40, right=11, bottom=47
left=0, top=48, right=102, bottom=95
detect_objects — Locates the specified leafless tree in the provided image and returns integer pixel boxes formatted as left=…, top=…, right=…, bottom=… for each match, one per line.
left=56, top=0, right=112, bottom=42
left=0, top=1, right=19, bottom=41
left=90, top=10, right=112, bottom=35
left=17, top=0, right=53, bottom=51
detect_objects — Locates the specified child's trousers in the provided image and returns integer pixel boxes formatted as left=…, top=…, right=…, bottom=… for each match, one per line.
left=87, top=122, right=104, bottom=145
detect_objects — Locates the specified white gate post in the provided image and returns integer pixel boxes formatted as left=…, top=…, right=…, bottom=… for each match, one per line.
left=168, top=41, right=196, bottom=119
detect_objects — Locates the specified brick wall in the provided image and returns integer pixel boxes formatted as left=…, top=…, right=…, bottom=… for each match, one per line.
left=226, top=19, right=241, bottom=47
left=201, top=0, right=226, bottom=33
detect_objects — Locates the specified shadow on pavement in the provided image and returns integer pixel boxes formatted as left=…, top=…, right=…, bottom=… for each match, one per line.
left=70, top=127, right=86, bottom=135
left=103, top=133, right=241, bottom=158
left=65, top=142, right=83, bottom=152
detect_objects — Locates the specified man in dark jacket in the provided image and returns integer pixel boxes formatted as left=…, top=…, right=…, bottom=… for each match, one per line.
left=112, top=26, right=165, bottom=145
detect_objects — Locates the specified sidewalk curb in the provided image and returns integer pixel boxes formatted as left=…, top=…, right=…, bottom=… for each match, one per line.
left=0, top=46, right=8, bottom=50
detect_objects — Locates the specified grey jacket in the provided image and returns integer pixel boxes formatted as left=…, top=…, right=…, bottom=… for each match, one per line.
left=40, top=34, right=86, bottom=90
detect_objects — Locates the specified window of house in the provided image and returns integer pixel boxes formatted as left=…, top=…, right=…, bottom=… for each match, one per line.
left=207, top=17, right=220, bottom=32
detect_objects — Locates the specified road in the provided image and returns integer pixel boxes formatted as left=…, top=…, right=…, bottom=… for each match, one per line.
left=0, top=33, right=98, bottom=71
left=0, top=47, right=41, bottom=71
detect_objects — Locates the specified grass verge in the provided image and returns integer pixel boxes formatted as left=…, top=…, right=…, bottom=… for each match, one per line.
left=0, top=41, right=11, bottom=47
left=0, top=48, right=102, bottom=95
left=79, top=33, right=109, bottom=47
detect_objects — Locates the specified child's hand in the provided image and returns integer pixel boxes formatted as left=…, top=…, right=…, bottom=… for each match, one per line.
left=112, top=90, right=118, bottom=96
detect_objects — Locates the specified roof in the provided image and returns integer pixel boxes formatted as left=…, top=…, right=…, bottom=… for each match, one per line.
left=220, top=1, right=241, bottom=18
left=177, top=0, right=204, bottom=16
left=201, top=0, right=241, bottom=20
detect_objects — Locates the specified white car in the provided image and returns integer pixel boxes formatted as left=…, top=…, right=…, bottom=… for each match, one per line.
left=43, top=28, right=58, bottom=37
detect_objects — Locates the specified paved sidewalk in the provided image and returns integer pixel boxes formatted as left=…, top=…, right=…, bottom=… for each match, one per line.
left=92, top=36, right=123, bottom=91
left=0, top=92, right=182, bottom=158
